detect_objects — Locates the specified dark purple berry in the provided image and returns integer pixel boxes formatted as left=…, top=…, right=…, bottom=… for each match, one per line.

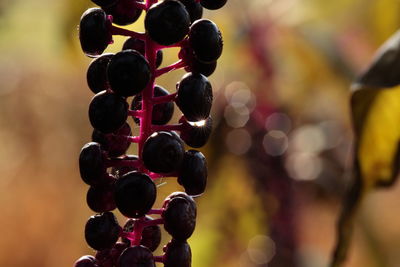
left=110, top=155, right=139, bottom=177
left=85, top=212, right=121, bottom=251
left=92, top=122, right=131, bottom=157
left=114, top=172, right=157, bottom=218
left=162, top=196, right=197, bottom=240
left=131, top=86, right=174, bottom=125
left=118, top=246, right=155, bottom=267
left=179, top=47, right=217, bottom=76
left=179, top=116, right=212, bottom=147
left=87, top=53, right=114, bottom=94
left=122, top=37, right=163, bottom=68
left=164, top=239, right=192, bottom=267
left=162, top=192, right=195, bottom=209
left=79, top=8, right=112, bottom=57
left=79, top=142, right=107, bottom=186
left=87, top=179, right=117, bottom=212
left=145, top=0, right=190, bottom=45
left=122, top=217, right=162, bottom=251
left=178, top=150, right=207, bottom=196
left=74, top=255, right=99, bottom=267
left=142, top=131, right=185, bottom=173
left=188, top=19, right=223, bottom=63
left=107, top=50, right=151, bottom=97
left=177, top=0, right=203, bottom=23
left=88, top=90, right=128, bottom=134
left=176, top=73, right=213, bottom=121
left=96, top=242, right=129, bottom=267
left=200, top=0, right=227, bottom=10
left=103, top=0, right=143, bottom=26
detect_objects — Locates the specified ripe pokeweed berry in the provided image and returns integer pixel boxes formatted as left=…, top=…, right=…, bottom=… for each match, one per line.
left=200, top=0, right=227, bottom=10
left=92, top=122, right=131, bottom=157
left=114, top=172, right=157, bottom=218
left=179, top=116, right=213, bottom=148
left=107, top=50, right=151, bottom=97
left=87, top=53, right=114, bottom=94
left=88, top=90, right=128, bottom=134
left=176, top=72, right=213, bottom=121
left=96, top=242, right=129, bottom=267
left=188, top=19, right=223, bottom=63
left=164, top=239, right=192, bottom=267
left=179, top=46, right=217, bottom=77
left=87, top=179, right=117, bottom=213
left=123, top=217, right=162, bottom=251
left=142, top=131, right=185, bottom=173
left=79, top=8, right=112, bottom=57
left=145, top=0, right=190, bottom=45
left=79, top=142, right=108, bottom=186
left=178, top=150, right=208, bottom=196
left=85, top=212, right=121, bottom=251
left=103, top=0, right=143, bottom=26
left=118, top=246, right=155, bottom=267
left=110, top=155, right=139, bottom=177
left=177, top=0, right=203, bottom=23
left=122, top=37, right=163, bottom=68
left=74, top=255, right=99, bottom=267
left=162, top=196, right=197, bottom=240
left=131, top=85, right=174, bottom=125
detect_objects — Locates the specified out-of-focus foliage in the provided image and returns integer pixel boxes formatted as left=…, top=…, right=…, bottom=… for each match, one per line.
left=1, top=0, right=400, bottom=266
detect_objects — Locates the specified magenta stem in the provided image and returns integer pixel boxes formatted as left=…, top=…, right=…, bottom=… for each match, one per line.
left=110, top=25, right=146, bottom=40
left=148, top=209, right=165, bottom=215
left=155, top=60, right=186, bottom=77
left=131, top=217, right=145, bottom=246
left=152, top=92, right=177, bottom=104
left=154, top=39, right=188, bottom=50
left=128, top=109, right=144, bottom=117
left=127, top=136, right=141, bottom=143
left=152, top=123, right=183, bottom=132
left=153, top=255, right=165, bottom=263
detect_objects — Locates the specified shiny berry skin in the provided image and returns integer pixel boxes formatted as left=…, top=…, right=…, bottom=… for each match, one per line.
left=114, top=172, right=157, bottom=218
left=131, top=85, right=174, bottom=125
left=122, top=37, right=163, bottom=68
left=164, top=239, right=192, bottom=267
left=92, top=122, right=131, bottom=157
left=79, top=8, right=112, bottom=57
left=176, top=73, right=213, bottom=121
left=95, top=242, right=128, bottom=267
left=87, top=53, right=114, bottom=94
left=145, top=0, right=190, bottom=45
left=178, top=150, right=207, bottom=195
left=74, top=255, right=99, bottom=267
left=162, top=192, right=195, bottom=209
left=163, top=196, right=197, bottom=240
left=85, top=212, right=121, bottom=251
left=142, top=131, right=185, bottom=173
left=79, top=142, right=107, bottom=186
left=107, top=50, right=151, bottom=97
left=91, top=0, right=118, bottom=8
left=87, top=180, right=117, bottom=212
left=118, top=246, right=155, bottom=267
left=189, top=19, right=223, bottom=63
left=177, top=0, right=203, bottom=23
left=104, top=0, right=143, bottom=26
left=123, top=217, right=162, bottom=251
left=179, top=116, right=212, bottom=147
left=200, top=0, right=227, bottom=10
left=88, top=90, right=128, bottom=134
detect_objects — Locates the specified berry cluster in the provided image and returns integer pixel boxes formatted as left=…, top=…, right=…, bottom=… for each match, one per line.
left=75, top=0, right=226, bottom=266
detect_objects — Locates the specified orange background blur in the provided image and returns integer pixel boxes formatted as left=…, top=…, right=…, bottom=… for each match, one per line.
left=1, top=0, right=400, bottom=266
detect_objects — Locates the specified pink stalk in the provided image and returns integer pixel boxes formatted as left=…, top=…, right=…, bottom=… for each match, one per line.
left=155, top=60, right=186, bottom=77
left=110, top=25, right=146, bottom=40
left=152, top=92, right=177, bottom=104
left=148, top=209, right=165, bottom=215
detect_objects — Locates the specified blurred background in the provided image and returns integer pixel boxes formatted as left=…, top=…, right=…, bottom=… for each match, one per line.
left=1, top=0, right=400, bottom=266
